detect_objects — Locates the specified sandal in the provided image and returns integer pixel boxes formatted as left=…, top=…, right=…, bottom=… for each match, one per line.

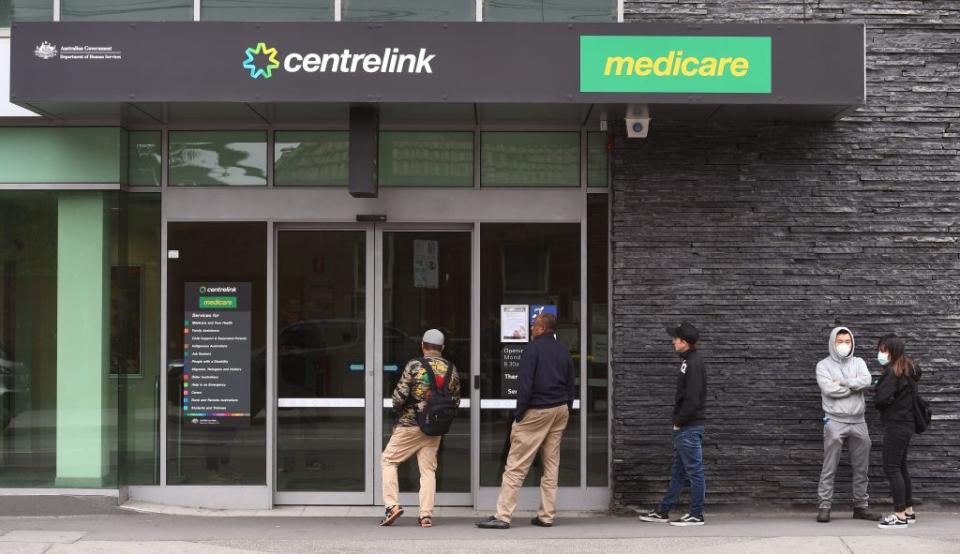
left=418, top=516, right=433, bottom=528
left=379, top=505, right=404, bottom=526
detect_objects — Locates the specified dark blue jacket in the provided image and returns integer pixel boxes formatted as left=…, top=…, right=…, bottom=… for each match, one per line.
left=515, top=333, right=577, bottom=421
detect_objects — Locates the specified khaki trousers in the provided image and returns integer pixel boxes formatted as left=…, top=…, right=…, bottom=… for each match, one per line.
left=381, top=425, right=442, bottom=517
left=495, top=404, right=569, bottom=524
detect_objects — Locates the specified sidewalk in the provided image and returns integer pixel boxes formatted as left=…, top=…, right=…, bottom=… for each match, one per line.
left=0, top=499, right=956, bottom=553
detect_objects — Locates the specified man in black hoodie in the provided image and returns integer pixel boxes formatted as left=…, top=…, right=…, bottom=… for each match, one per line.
left=638, top=321, right=707, bottom=527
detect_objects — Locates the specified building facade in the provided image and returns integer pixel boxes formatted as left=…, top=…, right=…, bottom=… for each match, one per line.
left=0, top=0, right=956, bottom=512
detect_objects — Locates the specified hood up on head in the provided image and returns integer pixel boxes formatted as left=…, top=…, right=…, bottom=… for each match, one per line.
left=828, top=326, right=855, bottom=362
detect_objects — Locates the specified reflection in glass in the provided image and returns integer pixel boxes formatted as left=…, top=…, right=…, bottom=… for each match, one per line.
left=380, top=132, right=474, bottom=187
left=116, top=193, right=162, bottom=485
left=169, top=131, right=267, bottom=186
left=62, top=0, right=192, bottom=21
left=481, top=132, right=580, bottom=187
left=587, top=132, right=609, bottom=188
left=166, top=223, right=267, bottom=485
left=381, top=232, right=471, bottom=492
left=0, top=191, right=121, bottom=488
left=343, top=0, right=473, bottom=21
left=276, top=231, right=367, bottom=492
left=129, top=131, right=162, bottom=187
left=480, top=223, right=580, bottom=487
left=586, top=194, right=608, bottom=486
left=0, top=0, right=52, bottom=27
left=202, top=0, right=334, bottom=21
left=484, top=0, right=615, bottom=22
left=274, top=131, right=348, bottom=187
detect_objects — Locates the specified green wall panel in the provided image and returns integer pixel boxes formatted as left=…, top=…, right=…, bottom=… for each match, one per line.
left=0, top=128, right=124, bottom=184
left=55, top=192, right=111, bottom=486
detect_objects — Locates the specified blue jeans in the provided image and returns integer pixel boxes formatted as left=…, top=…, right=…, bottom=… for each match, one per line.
left=658, top=425, right=706, bottom=516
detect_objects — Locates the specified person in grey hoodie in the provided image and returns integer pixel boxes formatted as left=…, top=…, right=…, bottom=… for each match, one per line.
left=815, top=326, right=881, bottom=523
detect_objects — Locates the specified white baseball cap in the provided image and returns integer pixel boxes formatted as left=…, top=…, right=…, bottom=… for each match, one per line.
left=422, top=329, right=445, bottom=346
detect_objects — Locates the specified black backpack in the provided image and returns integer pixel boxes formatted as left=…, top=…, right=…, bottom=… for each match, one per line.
left=415, top=357, right=458, bottom=436
left=909, top=376, right=933, bottom=435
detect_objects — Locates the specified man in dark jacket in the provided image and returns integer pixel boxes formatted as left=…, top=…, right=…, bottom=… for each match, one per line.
left=477, top=313, right=576, bottom=529
left=638, top=321, right=707, bottom=527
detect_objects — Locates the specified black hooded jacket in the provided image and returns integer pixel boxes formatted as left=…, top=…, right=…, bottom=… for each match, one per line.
left=875, top=364, right=922, bottom=425
left=673, top=348, right=707, bottom=428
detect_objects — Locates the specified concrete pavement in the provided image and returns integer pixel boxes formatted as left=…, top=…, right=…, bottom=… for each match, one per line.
left=0, top=500, right=956, bottom=553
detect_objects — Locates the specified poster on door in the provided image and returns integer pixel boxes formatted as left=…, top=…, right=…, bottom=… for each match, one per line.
left=182, top=282, right=252, bottom=427
left=413, top=239, right=439, bottom=289
left=500, top=304, right=529, bottom=343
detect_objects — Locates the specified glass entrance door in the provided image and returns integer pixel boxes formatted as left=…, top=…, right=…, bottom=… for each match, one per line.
left=274, top=226, right=472, bottom=505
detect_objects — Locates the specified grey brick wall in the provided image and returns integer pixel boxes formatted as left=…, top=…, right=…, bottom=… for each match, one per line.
left=612, top=2, right=960, bottom=510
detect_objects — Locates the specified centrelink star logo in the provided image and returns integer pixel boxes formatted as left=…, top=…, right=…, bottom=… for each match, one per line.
left=242, top=42, right=280, bottom=79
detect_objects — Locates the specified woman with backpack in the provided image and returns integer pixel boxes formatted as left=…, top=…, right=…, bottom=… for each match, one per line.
left=874, top=334, right=921, bottom=529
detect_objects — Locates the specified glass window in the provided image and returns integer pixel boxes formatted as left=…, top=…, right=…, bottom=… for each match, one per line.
left=116, top=193, right=162, bottom=485
left=480, top=223, right=580, bottom=487
left=169, top=131, right=267, bottom=187
left=0, top=191, right=120, bottom=488
left=276, top=231, right=366, bottom=492
left=201, top=0, right=333, bottom=21
left=0, top=0, right=53, bottom=27
left=128, top=131, right=161, bottom=187
left=380, top=131, right=473, bottom=187
left=483, top=0, right=615, bottom=22
left=343, top=0, right=473, bottom=21
left=166, top=222, right=267, bottom=485
left=587, top=132, right=608, bottom=188
left=481, top=132, right=579, bottom=188
left=274, top=131, right=348, bottom=187
left=586, top=193, right=608, bottom=486
left=61, top=0, right=192, bottom=21
left=0, top=128, right=124, bottom=184
left=381, top=231, right=471, bottom=493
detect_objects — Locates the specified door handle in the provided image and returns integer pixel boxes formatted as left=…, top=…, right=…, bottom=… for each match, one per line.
left=473, top=375, right=480, bottom=390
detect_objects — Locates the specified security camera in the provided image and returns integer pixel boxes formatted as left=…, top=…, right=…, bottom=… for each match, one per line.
left=625, top=104, right=651, bottom=139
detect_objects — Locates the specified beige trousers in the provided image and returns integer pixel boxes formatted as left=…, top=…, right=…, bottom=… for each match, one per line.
left=381, top=425, right=442, bottom=517
left=495, top=404, right=570, bottom=524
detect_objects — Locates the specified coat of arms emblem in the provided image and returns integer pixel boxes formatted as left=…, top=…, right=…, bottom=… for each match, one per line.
left=34, top=41, right=58, bottom=60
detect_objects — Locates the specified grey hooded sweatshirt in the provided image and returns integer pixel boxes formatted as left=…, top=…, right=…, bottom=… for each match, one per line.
left=816, top=326, right=873, bottom=424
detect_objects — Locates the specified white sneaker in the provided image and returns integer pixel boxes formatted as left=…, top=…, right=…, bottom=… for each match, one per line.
left=877, top=514, right=908, bottom=529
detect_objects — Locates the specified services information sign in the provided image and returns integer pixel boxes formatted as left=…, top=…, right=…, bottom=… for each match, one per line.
left=183, top=282, right=252, bottom=426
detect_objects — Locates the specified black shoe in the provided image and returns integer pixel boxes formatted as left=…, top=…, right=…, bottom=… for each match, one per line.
left=638, top=510, right=670, bottom=523
left=531, top=517, right=552, bottom=527
left=853, top=507, right=882, bottom=521
left=816, top=508, right=831, bottom=523
left=669, top=513, right=705, bottom=527
left=476, top=516, right=510, bottom=529
left=877, top=514, right=908, bottom=529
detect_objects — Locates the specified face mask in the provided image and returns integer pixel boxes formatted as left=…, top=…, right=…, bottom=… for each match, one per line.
left=836, top=343, right=851, bottom=357
left=878, top=351, right=890, bottom=365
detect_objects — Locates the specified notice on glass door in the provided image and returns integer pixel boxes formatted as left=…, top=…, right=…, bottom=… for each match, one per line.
left=500, top=304, right=529, bottom=343
left=500, top=344, right=524, bottom=397
left=183, top=282, right=252, bottom=426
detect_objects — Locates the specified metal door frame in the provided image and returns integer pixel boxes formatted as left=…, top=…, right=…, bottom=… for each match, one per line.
left=374, top=224, right=475, bottom=508
left=273, top=223, right=377, bottom=505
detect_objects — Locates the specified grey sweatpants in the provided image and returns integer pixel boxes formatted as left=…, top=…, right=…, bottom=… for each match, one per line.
left=817, top=419, right=872, bottom=509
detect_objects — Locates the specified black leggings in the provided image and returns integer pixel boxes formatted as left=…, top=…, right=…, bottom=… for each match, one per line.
left=882, top=422, right=914, bottom=512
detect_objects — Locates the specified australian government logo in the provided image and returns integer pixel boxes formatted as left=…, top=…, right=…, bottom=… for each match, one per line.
left=33, top=41, right=58, bottom=60
left=35, top=42, right=122, bottom=61
left=242, top=41, right=437, bottom=80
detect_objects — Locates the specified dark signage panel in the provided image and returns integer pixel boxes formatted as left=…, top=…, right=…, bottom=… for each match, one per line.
left=183, top=282, right=252, bottom=427
left=10, top=22, right=864, bottom=105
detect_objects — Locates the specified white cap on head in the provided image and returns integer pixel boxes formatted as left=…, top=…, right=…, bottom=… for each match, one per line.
left=422, top=329, right=444, bottom=347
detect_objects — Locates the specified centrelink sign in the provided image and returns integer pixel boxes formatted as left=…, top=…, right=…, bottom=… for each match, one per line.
left=9, top=22, right=863, bottom=107
left=242, top=42, right=437, bottom=79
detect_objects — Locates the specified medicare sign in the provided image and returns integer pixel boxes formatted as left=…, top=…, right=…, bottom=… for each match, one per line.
left=580, top=35, right=772, bottom=94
